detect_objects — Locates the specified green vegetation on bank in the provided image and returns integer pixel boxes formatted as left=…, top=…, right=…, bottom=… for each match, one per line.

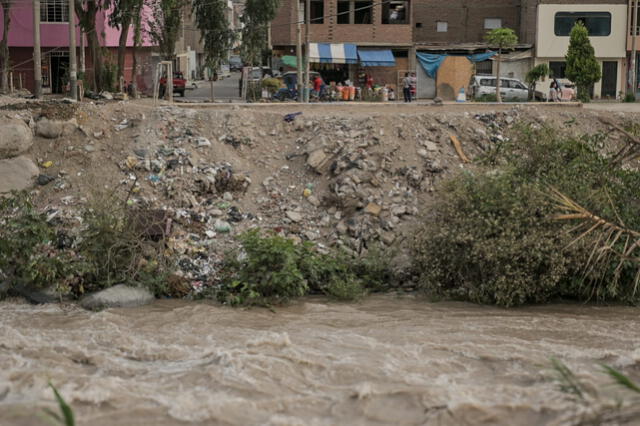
left=3, top=124, right=640, bottom=308
left=414, top=125, right=640, bottom=306
left=212, top=229, right=392, bottom=306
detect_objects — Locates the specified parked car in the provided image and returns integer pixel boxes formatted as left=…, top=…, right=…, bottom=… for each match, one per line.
left=534, top=78, right=576, bottom=101
left=159, top=71, right=187, bottom=97
left=218, top=64, right=231, bottom=79
left=469, top=75, right=529, bottom=102
left=229, top=55, right=243, bottom=71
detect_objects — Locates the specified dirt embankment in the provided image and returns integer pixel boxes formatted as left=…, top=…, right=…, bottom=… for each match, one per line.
left=1, top=98, right=635, bottom=284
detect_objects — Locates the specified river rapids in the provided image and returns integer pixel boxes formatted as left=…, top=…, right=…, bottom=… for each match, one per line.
left=1, top=295, right=639, bottom=425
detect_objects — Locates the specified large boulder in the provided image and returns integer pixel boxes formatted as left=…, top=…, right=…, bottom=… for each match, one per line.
left=0, top=119, right=33, bottom=159
left=0, top=156, right=39, bottom=194
left=36, top=118, right=77, bottom=139
left=12, top=284, right=60, bottom=304
left=79, top=284, right=155, bottom=310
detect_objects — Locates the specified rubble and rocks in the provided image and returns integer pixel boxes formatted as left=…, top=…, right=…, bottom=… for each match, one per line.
left=36, top=117, right=78, bottom=139
left=79, top=284, right=155, bottom=310
left=5, top=99, right=617, bottom=293
left=0, top=155, right=39, bottom=194
left=0, top=119, right=33, bottom=158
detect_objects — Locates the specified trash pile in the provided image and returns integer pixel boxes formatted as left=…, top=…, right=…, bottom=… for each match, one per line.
left=8, top=100, right=619, bottom=289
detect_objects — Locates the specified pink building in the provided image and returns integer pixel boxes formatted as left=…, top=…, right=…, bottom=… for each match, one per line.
left=0, top=0, right=156, bottom=93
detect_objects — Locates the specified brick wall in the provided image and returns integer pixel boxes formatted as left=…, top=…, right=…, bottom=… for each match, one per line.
left=271, top=0, right=412, bottom=46
left=413, top=0, right=521, bottom=44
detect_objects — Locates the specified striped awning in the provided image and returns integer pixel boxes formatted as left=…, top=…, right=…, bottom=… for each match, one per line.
left=309, top=43, right=358, bottom=64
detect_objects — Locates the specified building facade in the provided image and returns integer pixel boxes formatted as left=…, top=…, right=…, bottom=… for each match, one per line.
left=0, top=0, right=155, bottom=94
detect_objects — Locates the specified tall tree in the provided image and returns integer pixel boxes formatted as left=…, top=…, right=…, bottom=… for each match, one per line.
left=525, top=63, right=549, bottom=101
left=565, top=21, right=601, bottom=103
left=241, top=0, right=280, bottom=66
left=75, top=0, right=109, bottom=91
left=130, top=0, right=143, bottom=96
left=0, top=0, right=11, bottom=93
left=147, top=0, right=185, bottom=60
left=110, top=0, right=143, bottom=83
left=193, top=0, right=235, bottom=74
left=485, top=27, right=518, bottom=103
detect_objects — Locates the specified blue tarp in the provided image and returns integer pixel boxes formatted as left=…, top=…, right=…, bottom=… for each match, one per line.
left=416, top=53, right=447, bottom=78
left=416, top=51, right=497, bottom=78
left=358, top=49, right=396, bottom=67
left=467, top=51, right=497, bottom=63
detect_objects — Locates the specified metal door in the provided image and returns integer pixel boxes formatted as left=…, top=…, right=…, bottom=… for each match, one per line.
left=601, top=61, right=617, bottom=98
left=415, top=64, right=436, bottom=99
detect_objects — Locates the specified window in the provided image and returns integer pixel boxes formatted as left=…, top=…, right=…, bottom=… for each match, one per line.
left=549, top=61, right=566, bottom=79
left=436, top=21, right=448, bottom=32
left=382, top=1, right=409, bottom=25
left=554, top=12, right=611, bottom=36
left=354, top=1, right=372, bottom=24
left=484, top=18, right=502, bottom=30
left=479, top=78, right=495, bottom=87
left=41, top=0, right=68, bottom=23
left=509, top=80, right=526, bottom=90
left=300, top=0, right=324, bottom=24
left=337, top=1, right=350, bottom=24
left=475, top=60, right=493, bottom=75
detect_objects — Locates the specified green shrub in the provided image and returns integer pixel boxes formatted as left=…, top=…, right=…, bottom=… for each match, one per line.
left=0, top=191, right=172, bottom=299
left=0, top=193, right=83, bottom=294
left=415, top=126, right=640, bottom=306
left=261, top=77, right=281, bottom=95
left=414, top=171, right=571, bottom=307
left=477, top=93, right=497, bottom=102
left=215, top=230, right=375, bottom=306
left=624, top=93, right=636, bottom=103
left=217, top=230, right=309, bottom=306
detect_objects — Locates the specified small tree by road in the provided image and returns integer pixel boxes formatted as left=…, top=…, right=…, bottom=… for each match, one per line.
left=485, top=28, right=518, bottom=103
left=565, top=22, right=601, bottom=103
left=525, top=63, right=550, bottom=101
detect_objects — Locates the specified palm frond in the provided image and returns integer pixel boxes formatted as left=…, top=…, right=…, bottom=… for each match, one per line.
left=602, top=364, right=640, bottom=394
left=550, top=357, right=586, bottom=399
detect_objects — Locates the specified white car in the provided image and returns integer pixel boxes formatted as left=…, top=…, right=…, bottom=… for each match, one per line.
left=470, top=75, right=529, bottom=102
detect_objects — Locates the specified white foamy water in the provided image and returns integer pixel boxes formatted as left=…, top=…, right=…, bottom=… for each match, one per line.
left=0, top=295, right=638, bottom=425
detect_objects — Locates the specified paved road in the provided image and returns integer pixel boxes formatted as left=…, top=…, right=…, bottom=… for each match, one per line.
left=182, top=72, right=242, bottom=102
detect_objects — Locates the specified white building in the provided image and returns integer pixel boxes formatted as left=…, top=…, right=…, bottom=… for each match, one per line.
left=535, top=3, right=627, bottom=99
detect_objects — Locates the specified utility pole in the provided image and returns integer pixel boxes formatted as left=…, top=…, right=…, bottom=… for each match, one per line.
left=295, top=0, right=303, bottom=102
left=68, top=0, right=77, bottom=100
left=631, top=0, right=639, bottom=97
left=304, top=0, right=310, bottom=102
left=33, top=0, right=42, bottom=98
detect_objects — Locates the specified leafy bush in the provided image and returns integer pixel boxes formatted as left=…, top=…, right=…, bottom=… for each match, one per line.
left=477, top=93, right=497, bottom=102
left=0, top=193, right=83, bottom=295
left=261, top=77, right=281, bottom=95
left=624, top=93, right=636, bottom=103
left=415, top=126, right=640, bottom=306
left=0, top=191, right=173, bottom=299
left=215, top=230, right=377, bottom=306
left=414, top=171, right=571, bottom=306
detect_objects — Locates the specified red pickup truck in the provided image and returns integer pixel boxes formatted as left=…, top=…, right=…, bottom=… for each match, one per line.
left=159, top=72, right=187, bottom=97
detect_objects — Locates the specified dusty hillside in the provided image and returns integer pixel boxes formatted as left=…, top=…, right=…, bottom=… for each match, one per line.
left=1, top=98, right=635, bottom=284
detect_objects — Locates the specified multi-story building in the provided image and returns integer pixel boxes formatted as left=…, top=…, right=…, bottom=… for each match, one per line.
left=0, top=0, right=155, bottom=94
left=270, top=0, right=630, bottom=100
left=271, top=0, right=414, bottom=92
left=524, top=0, right=628, bottom=99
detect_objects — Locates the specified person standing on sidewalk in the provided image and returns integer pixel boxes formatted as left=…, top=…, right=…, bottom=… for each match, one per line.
left=402, top=73, right=411, bottom=102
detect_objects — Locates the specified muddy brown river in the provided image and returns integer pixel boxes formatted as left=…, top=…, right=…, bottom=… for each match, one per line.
left=0, top=295, right=638, bottom=425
